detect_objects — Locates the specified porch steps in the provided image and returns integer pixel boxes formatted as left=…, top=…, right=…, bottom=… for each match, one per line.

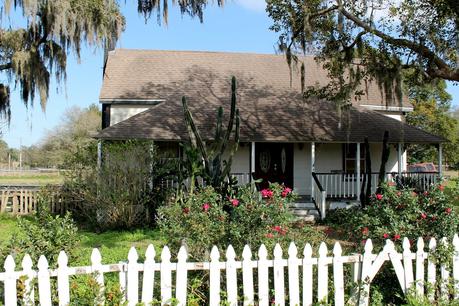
left=289, top=200, right=360, bottom=223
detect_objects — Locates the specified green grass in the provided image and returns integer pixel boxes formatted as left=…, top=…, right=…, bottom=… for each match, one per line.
left=0, top=172, right=64, bottom=185
left=0, top=214, right=165, bottom=265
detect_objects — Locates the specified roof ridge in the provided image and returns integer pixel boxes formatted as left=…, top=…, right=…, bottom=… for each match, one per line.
left=110, top=48, right=316, bottom=57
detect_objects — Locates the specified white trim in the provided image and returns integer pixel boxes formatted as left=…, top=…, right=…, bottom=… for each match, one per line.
left=360, top=104, right=413, bottom=112
left=100, top=98, right=165, bottom=104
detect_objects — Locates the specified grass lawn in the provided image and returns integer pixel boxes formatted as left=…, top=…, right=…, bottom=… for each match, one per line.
left=0, top=171, right=64, bottom=185
left=0, top=214, right=165, bottom=265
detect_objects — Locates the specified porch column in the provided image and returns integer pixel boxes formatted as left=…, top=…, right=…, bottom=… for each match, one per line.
left=250, top=142, right=255, bottom=182
left=97, top=141, right=103, bottom=170
left=311, top=142, right=315, bottom=197
left=438, top=143, right=443, bottom=177
left=397, top=143, right=403, bottom=175
left=356, top=143, right=361, bottom=197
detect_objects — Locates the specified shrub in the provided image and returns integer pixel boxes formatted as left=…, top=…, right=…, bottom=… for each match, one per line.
left=1, top=208, right=79, bottom=268
left=328, top=183, right=459, bottom=248
left=62, top=140, right=177, bottom=230
left=157, top=183, right=325, bottom=261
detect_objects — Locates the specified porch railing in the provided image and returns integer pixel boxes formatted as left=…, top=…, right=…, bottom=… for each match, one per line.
left=159, top=173, right=251, bottom=190
left=315, top=172, right=439, bottom=199
left=312, top=173, right=327, bottom=219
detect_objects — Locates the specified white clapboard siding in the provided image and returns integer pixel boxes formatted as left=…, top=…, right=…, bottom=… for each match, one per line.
left=2, top=236, right=459, bottom=306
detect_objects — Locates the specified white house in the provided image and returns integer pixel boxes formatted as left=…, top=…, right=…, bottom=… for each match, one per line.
left=96, top=49, right=444, bottom=211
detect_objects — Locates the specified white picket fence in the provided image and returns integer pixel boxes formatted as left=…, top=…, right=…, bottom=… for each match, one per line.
left=1, top=235, right=459, bottom=306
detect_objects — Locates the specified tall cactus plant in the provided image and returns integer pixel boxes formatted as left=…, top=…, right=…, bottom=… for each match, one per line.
left=182, top=76, right=240, bottom=189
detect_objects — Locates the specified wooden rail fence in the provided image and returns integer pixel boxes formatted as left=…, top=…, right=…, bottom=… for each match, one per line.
left=0, top=186, right=64, bottom=215
left=1, top=235, right=459, bottom=305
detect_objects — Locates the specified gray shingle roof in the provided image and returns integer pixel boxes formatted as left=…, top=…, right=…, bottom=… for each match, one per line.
left=96, top=58, right=443, bottom=143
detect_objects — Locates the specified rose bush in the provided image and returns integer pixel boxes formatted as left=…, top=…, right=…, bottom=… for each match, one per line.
left=157, top=183, right=324, bottom=261
left=326, top=183, right=459, bottom=250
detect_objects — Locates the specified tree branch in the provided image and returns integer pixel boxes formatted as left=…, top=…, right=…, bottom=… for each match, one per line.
left=336, top=5, right=459, bottom=81
left=0, top=63, right=12, bottom=71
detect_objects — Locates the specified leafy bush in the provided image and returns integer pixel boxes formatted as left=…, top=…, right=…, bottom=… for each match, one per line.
left=326, top=183, right=458, bottom=248
left=1, top=208, right=79, bottom=268
left=158, top=183, right=325, bottom=261
left=62, top=140, right=177, bottom=230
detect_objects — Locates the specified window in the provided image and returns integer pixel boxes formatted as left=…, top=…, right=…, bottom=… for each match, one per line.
left=343, top=143, right=365, bottom=173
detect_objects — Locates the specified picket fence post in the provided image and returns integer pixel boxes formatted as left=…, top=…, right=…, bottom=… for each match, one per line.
left=160, top=246, right=172, bottom=304
left=119, top=261, right=127, bottom=303
left=273, top=243, right=285, bottom=306
left=440, top=237, right=450, bottom=300
left=141, top=244, right=156, bottom=305
left=358, top=239, right=373, bottom=306
left=333, top=242, right=345, bottom=306
left=22, top=254, right=35, bottom=306
left=127, top=247, right=139, bottom=306
left=4, top=255, right=17, bottom=306
left=415, top=237, right=425, bottom=297
left=57, top=251, right=70, bottom=306
left=302, top=244, right=313, bottom=306
left=402, top=238, right=414, bottom=291
left=317, top=242, right=328, bottom=303
left=242, top=245, right=254, bottom=306
left=453, top=234, right=459, bottom=299
left=91, top=248, right=105, bottom=304
left=38, top=255, right=52, bottom=306
left=288, top=242, right=300, bottom=306
left=209, top=246, right=221, bottom=306
left=226, top=245, right=238, bottom=306
left=176, top=246, right=188, bottom=306
left=428, top=238, right=437, bottom=302
left=258, top=244, right=269, bottom=306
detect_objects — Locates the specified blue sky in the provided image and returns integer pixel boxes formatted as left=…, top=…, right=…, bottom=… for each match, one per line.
left=2, top=0, right=459, bottom=148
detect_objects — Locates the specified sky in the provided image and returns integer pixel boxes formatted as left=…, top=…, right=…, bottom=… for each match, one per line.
left=2, top=0, right=459, bottom=148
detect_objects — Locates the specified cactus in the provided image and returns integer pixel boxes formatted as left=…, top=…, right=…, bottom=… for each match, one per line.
left=182, top=76, right=240, bottom=189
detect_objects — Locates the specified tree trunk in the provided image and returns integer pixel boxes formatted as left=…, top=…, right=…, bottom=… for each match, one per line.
left=378, top=131, right=390, bottom=189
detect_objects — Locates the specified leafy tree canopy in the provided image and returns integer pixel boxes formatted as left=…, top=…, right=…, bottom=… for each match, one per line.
left=405, top=79, right=459, bottom=166
left=0, top=0, right=219, bottom=123
left=267, top=0, right=459, bottom=106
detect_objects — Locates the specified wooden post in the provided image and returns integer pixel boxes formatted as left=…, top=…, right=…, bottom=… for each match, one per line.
left=97, top=141, right=103, bottom=170
left=438, top=143, right=443, bottom=177
left=311, top=142, right=315, bottom=198
left=288, top=242, right=300, bottom=306
left=273, top=244, right=285, bottom=306
left=397, top=143, right=403, bottom=176
left=209, top=246, right=221, bottom=306
left=356, top=143, right=361, bottom=199
left=250, top=142, right=255, bottom=182
left=226, top=245, right=238, bottom=306
left=242, top=245, right=254, bottom=305
left=257, top=245, right=269, bottom=306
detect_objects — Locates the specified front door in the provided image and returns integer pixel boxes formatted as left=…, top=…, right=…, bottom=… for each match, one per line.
left=254, top=143, right=293, bottom=190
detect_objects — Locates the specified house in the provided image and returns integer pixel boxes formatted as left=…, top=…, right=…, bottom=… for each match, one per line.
left=95, top=49, right=444, bottom=216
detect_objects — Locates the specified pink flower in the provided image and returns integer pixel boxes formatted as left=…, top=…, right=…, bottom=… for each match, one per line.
left=202, top=203, right=210, bottom=212
left=423, top=191, right=429, bottom=196
left=272, top=225, right=282, bottom=232
left=261, top=189, right=274, bottom=198
left=383, top=233, right=389, bottom=239
left=265, top=233, right=274, bottom=238
left=281, top=187, right=292, bottom=198
left=183, top=207, right=190, bottom=215
left=230, top=198, right=239, bottom=207
left=439, top=185, right=445, bottom=191
left=445, top=207, right=452, bottom=214
left=396, top=191, right=402, bottom=197
left=376, top=194, right=383, bottom=201
left=421, top=213, right=427, bottom=219
left=393, top=234, right=401, bottom=241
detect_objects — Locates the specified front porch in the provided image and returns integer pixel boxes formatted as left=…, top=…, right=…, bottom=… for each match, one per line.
left=228, top=141, right=443, bottom=219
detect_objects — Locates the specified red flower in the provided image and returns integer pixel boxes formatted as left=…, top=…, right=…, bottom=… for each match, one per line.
left=439, top=185, right=445, bottom=191
left=383, top=233, right=389, bottom=239
left=361, top=227, right=369, bottom=236
left=265, top=233, right=274, bottom=238
left=393, top=234, right=401, bottom=241
left=261, top=189, right=274, bottom=198
left=423, top=191, right=429, bottom=196
left=281, top=187, right=292, bottom=198
left=445, top=207, right=452, bottom=214
left=273, top=225, right=282, bottom=232
left=376, top=194, right=383, bottom=200
left=421, top=213, right=427, bottom=219
left=182, top=207, right=190, bottom=215
left=202, top=203, right=210, bottom=212
left=230, top=198, right=239, bottom=207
